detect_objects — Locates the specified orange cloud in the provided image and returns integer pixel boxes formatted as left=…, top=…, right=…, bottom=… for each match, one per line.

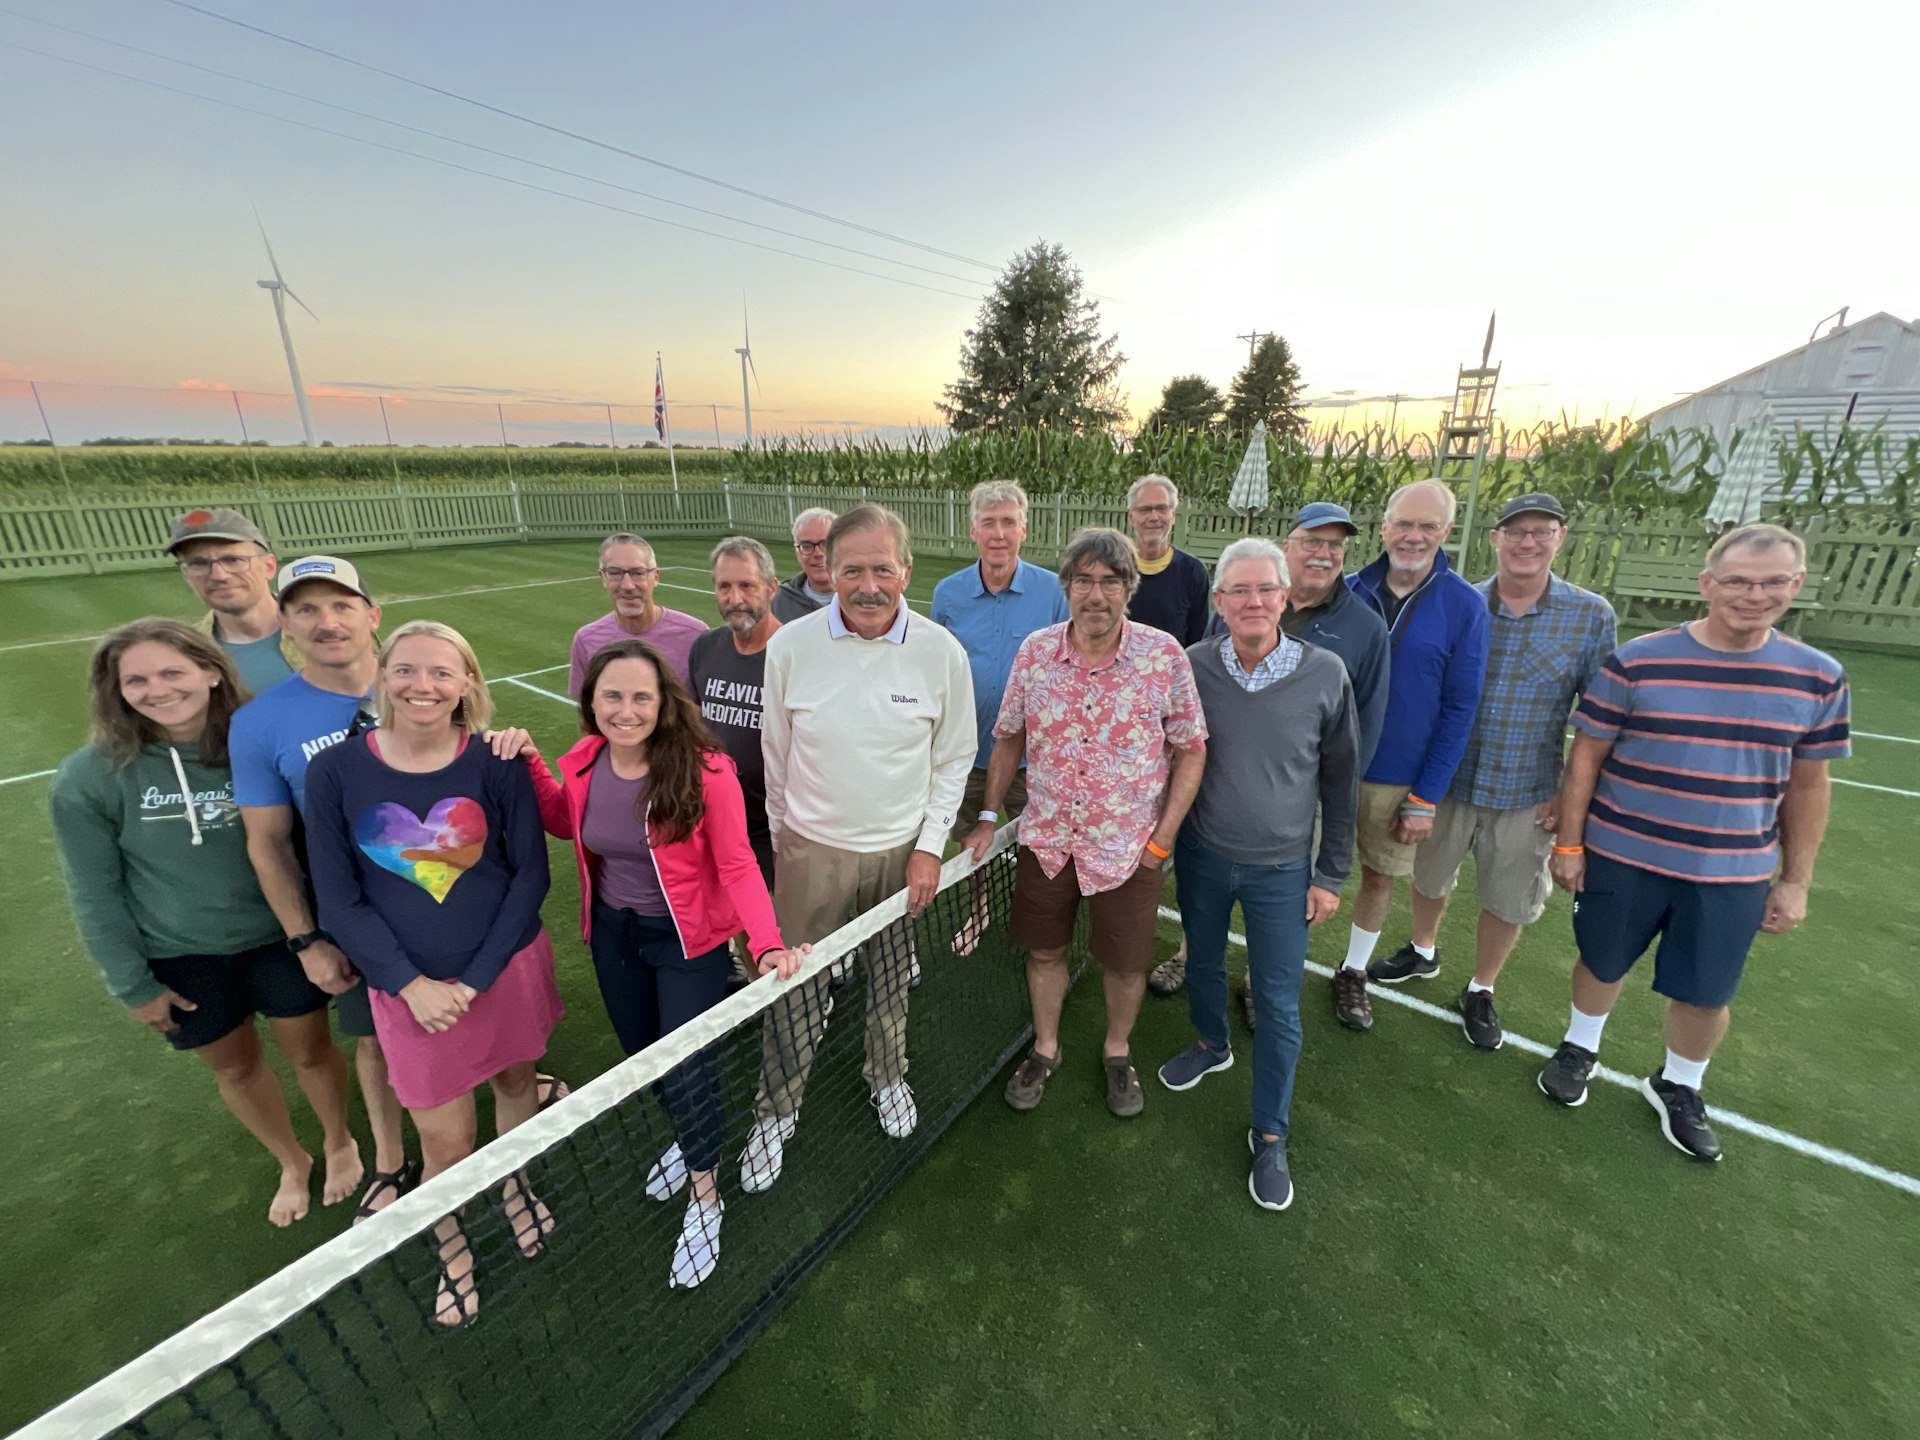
left=176, top=378, right=234, bottom=391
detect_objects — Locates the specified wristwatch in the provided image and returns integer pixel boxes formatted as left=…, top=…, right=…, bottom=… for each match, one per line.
left=287, top=930, right=330, bottom=955
left=976, top=810, right=999, bottom=824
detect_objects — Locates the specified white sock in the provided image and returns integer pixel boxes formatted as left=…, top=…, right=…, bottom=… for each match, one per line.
left=1662, top=1049, right=1709, bottom=1091
left=1466, top=979, right=1493, bottom=995
left=1412, top=942, right=1437, bottom=961
left=1342, top=926, right=1380, bottom=972
left=1564, top=1005, right=1609, bottom=1052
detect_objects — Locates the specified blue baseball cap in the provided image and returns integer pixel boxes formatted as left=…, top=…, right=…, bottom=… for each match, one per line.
left=1292, top=501, right=1359, bottom=535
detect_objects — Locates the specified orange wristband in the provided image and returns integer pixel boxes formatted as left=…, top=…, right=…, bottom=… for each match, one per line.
left=1145, top=839, right=1170, bottom=860
left=1551, top=845, right=1585, bottom=855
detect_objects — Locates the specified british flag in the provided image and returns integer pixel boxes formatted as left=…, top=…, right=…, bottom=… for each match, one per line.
left=653, top=356, right=666, bottom=440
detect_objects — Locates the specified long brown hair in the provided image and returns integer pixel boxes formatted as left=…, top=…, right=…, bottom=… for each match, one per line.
left=576, top=638, right=719, bottom=845
left=86, top=617, right=248, bottom=769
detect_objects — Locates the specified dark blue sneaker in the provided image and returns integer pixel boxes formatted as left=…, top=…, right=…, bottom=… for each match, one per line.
left=1368, top=941, right=1440, bottom=985
left=1247, top=1131, right=1293, bottom=1212
left=1157, top=1041, right=1233, bottom=1092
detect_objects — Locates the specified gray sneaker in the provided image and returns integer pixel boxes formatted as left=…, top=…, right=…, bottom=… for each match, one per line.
left=1105, top=1054, right=1145, bottom=1118
left=1147, top=941, right=1188, bottom=996
left=1157, top=1041, right=1233, bottom=1092
left=1248, top=1131, right=1294, bottom=1211
left=1537, top=1041, right=1598, bottom=1107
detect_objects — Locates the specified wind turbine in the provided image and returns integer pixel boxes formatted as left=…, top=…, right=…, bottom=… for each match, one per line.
left=253, top=211, right=318, bottom=448
left=734, top=300, right=760, bottom=446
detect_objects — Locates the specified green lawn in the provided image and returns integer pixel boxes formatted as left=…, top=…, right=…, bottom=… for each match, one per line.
left=1, top=539, right=1915, bottom=1437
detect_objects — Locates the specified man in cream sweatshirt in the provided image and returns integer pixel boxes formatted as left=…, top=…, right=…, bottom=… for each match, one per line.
left=740, top=504, right=975, bottom=1192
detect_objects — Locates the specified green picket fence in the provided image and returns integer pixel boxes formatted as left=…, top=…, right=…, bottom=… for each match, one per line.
left=4, top=479, right=1915, bottom=651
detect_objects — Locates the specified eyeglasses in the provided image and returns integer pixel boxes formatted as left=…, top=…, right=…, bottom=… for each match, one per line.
left=1291, top=537, right=1347, bottom=555
left=1707, top=574, right=1799, bottom=596
left=1219, top=584, right=1284, bottom=603
left=600, top=566, right=658, bottom=583
left=176, top=554, right=257, bottom=577
left=1385, top=519, right=1445, bottom=537
left=1068, top=574, right=1128, bottom=595
left=1499, top=525, right=1562, bottom=543
left=1129, top=504, right=1174, bottom=518
left=794, top=539, right=827, bottom=555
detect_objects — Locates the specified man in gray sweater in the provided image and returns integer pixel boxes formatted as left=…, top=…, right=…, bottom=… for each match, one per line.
left=1156, top=538, right=1360, bottom=1212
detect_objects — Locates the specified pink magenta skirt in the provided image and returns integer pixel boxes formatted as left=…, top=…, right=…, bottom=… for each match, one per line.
left=371, top=929, right=566, bottom=1111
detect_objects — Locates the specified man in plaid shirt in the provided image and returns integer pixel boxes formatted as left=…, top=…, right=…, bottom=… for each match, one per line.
left=1369, top=494, right=1616, bottom=1050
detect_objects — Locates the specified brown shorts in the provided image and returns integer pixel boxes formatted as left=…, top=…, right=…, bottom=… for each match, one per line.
left=1355, top=782, right=1417, bottom=877
left=950, top=766, right=1030, bottom=845
left=1413, top=797, right=1554, bottom=926
left=1007, top=847, right=1162, bottom=974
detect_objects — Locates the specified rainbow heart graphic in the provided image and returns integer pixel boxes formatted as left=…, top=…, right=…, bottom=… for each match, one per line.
left=356, top=797, right=488, bottom=903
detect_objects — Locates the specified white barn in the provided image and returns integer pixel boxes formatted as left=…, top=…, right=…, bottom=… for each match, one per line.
left=1642, top=311, right=1920, bottom=518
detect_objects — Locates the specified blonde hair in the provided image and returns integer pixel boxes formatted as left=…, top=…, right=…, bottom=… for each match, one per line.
left=1706, top=522, right=1807, bottom=575
left=375, top=620, right=494, bottom=732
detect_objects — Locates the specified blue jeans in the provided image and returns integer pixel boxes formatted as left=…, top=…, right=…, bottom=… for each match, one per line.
left=1175, top=837, right=1310, bottom=1141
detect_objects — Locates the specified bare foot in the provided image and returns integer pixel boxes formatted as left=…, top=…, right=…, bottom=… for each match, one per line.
left=951, top=908, right=990, bottom=957
left=321, top=1139, right=365, bottom=1206
left=269, top=1154, right=314, bottom=1227
left=501, top=1173, right=555, bottom=1257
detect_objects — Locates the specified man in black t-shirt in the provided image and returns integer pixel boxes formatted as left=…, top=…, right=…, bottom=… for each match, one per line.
left=687, top=537, right=782, bottom=882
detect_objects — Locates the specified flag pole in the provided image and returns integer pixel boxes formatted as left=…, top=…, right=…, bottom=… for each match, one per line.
left=656, top=352, right=681, bottom=513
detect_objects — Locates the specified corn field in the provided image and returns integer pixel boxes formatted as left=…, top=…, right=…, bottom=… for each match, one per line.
left=3, top=419, right=1915, bottom=524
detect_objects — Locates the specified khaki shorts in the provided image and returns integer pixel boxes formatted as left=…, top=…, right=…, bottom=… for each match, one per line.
left=950, top=766, right=1029, bottom=845
left=1412, top=797, right=1554, bottom=926
left=1355, top=782, right=1417, bottom=877
left=1008, top=848, right=1162, bottom=975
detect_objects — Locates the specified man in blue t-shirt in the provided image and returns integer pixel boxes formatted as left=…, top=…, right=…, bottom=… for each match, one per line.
left=231, top=556, right=399, bottom=1217
left=931, top=481, right=1069, bottom=954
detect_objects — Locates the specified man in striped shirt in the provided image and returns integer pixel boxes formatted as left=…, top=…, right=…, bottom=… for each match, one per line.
left=1538, top=524, right=1850, bottom=1162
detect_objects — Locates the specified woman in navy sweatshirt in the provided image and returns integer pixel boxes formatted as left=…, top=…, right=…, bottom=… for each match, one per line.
left=305, top=620, right=558, bottom=1328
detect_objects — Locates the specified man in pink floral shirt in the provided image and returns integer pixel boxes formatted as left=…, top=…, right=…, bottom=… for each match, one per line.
left=963, top=527, right=1208, bottom=1118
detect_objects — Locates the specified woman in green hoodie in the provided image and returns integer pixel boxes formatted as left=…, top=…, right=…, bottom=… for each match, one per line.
left=50, top=617, right=362, bottom=1227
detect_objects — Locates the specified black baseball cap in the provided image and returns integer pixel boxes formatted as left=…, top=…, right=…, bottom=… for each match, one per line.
left=1496, top=493, right=1566, bottom=525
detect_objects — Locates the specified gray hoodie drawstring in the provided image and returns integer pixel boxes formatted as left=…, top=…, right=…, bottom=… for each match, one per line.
left=167, top=746, right=203, bottom=847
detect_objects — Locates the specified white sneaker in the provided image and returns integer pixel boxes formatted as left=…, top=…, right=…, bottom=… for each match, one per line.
left=908, top=956, right=923, bottom=989
left=669, top=1198, right=723, bottom=1290
left=829, top=954, right=854, bottom=987
left=644, top=1143, right=686, bottom=1201
left=738, top=1114, right=796, bottom=1193
left=872, top=1082, right=917, bottom=1139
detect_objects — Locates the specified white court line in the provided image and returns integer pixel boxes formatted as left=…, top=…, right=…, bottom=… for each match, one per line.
left=502, top=676, right=575, bottom=706
left=1854, top=731, right=1920, bottom=745
left=0, top=572, right=601, bottom=656
left=1156, top=905, right=1920, bottom=1199
left=1834, top=778, right=1920, bottom=798
left=1, top=769, right=54, bottom=787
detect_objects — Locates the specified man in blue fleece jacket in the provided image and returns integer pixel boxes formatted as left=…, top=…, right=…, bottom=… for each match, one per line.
left=1332, top=480, right=1489, bottom=1032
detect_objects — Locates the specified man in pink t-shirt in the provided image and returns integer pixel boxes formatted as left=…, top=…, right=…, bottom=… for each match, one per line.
left=568, top=533, right=708, bottom=696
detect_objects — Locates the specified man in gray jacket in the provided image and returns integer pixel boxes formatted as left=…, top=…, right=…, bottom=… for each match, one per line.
left=772, top=507, right=837, bottom=623
left=1155, top=538, right=1359, bottom=1212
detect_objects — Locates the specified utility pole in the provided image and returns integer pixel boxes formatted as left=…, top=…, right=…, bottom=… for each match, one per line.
left=1235, top=329, right=1272, bottom=367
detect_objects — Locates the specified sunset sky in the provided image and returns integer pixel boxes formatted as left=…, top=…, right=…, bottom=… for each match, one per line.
left=1, top=0, right=1913, bottom=446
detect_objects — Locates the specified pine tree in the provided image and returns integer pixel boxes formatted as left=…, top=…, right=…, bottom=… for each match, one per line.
left=939, top=242, right=1126, bottom=433
left=1226, top=334, right=1307, bottom=441
left=1142, top=375, right=1225, bottom=436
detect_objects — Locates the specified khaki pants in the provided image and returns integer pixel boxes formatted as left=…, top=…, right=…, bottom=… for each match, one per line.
left=754, top=830, right=918, bottom=1120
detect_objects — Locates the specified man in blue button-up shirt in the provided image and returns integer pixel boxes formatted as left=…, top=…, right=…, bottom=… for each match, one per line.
left=931, top=480, right=1070, bottom=952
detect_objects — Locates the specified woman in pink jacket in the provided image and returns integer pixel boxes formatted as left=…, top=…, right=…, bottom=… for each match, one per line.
left=491, top=638, right=803, bottom=1291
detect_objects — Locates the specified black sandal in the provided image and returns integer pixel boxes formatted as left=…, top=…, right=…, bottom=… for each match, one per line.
left=352, top=1157, right=422, bottom=1223
left=536, top=1074, right=570, bottom=1111
left=500, top=1170, right=556, bottom=1258
left=433, top=1220, right=479, bottom=1329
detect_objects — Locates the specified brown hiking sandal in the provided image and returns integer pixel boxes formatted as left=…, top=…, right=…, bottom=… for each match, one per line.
left=1004, top=1050, right=1060, bottom=1112
left=1105, top=1054, right=1145, bottom=1118
left=1236, top=971, right=1257, bottom=1031
left=1147, top=939, right=1188, bottom=996
left=1333, top=967, right=1373, bottom=1031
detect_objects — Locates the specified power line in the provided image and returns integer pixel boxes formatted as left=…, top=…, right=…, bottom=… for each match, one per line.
left=0, top=6, right=987, bottom=290
left=0, top=38, right=987, bottom=302
left=158, top=0, right=1000, bottom=273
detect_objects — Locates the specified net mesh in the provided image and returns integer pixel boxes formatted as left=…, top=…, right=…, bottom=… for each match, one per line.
left=28, top=826, right=1084, bottom=1440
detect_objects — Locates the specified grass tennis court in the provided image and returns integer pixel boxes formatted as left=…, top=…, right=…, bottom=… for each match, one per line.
left=2, top=538, right=1916, bottom=1437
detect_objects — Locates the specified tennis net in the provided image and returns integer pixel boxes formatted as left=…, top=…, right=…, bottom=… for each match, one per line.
left=19, top=823, right=1073, bottom=1440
